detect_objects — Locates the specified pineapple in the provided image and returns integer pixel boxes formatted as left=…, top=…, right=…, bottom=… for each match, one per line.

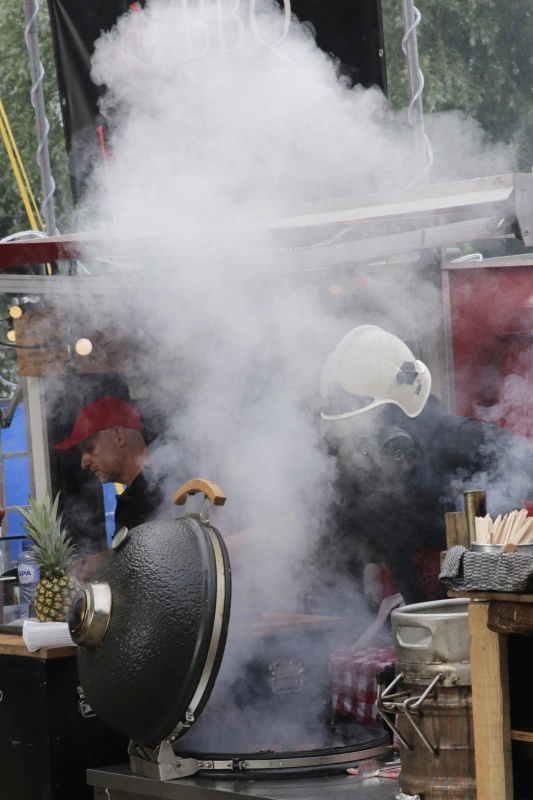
left=17, top=493, right=79, bottom=622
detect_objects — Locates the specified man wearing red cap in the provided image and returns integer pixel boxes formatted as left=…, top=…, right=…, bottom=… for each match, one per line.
left=54, top=396, right=165, bottom=534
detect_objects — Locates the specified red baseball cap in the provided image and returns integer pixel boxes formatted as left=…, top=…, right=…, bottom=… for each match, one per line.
left=54, top=396, right=144, bottom=451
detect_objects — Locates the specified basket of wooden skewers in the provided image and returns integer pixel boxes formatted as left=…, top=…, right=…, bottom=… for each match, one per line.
left=440, top=508, right=533, bottom=592
left=472, top=509, right=533, bottom=553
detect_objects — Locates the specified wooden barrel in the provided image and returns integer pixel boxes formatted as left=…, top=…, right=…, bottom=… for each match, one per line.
left=396, top=681, right=475, bottom=800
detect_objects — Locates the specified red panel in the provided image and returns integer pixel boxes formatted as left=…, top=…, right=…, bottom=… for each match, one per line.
left=0, top=235, right=84, bottom=269
left=0, top=231, right=142, bottom=269
left=449, top=265, right=533, bottom=440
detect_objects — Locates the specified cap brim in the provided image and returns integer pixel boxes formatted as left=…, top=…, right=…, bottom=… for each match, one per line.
left=53, top=434, right=84, bottom=452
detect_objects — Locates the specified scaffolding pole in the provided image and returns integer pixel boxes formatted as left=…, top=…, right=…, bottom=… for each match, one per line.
left=401, top=0, right=432, bottom=184
left=23, top=0, right=57, bottom=236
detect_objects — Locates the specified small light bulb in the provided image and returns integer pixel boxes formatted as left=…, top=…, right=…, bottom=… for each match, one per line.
left=9, top=305, right=22, bottom=319
left=7, top=330, right=16, bottom=342
left=75, top=338, right=93, bottom=356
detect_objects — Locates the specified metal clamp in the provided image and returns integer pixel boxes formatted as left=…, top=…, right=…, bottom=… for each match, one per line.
left=376, top=671, right=412, bottom=750
left=129, top=739, right=211, bottom=781
left=376, top=670, right=444, bottom=755
left=182, top=493, right=213, bottom=525
left=77, top=686, right=96, bottom=718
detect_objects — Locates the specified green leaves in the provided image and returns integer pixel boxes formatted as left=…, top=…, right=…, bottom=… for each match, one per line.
left=19, top=491, right=61, bottom=534
left=0, top=0, right=72, bottom=238
left=381, top=0, right=533, bottom=168
left=17, top=492, right=77, bottom=576
left=0, top=2, right=73, bottom=397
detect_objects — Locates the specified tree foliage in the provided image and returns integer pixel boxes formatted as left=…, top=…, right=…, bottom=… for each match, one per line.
left=0, top=0, right=71, bottom=239
left=381, top=0, right=533, bottom=170
left=0, top=2, right=72, bottom=395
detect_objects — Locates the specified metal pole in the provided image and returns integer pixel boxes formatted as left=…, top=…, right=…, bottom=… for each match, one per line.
left=23, top=376, right=52, bottom=501
left=23, top=0, right=57, bottom=235
left=401, top=0, right=432, bottom=184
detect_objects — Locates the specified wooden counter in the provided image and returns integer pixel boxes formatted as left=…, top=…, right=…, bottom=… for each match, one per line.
left=448, top=589, right=533, bottom=603
left=449, top=591, right=533, bottom=800
left=444, top=514, right=533, bottom=800
left=0, top=631, right=76, bottom=658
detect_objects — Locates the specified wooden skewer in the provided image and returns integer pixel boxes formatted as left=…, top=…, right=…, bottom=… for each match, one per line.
left=515, top=521, right=532, bottom=544
left=492, top=514, right=502, bottom=544
left=485, top=514, right=492, bottom=544
left=492, top=516, right=502, bottom=544
left=485, top=515, right=492, bottom=544
left=526, top=519, right=533, bottom=544
left=506, top=510, right=521, bottom=544
left=507, top=511, right=519, bottom=542
left=505, top=514, right=514, bottom=544
left=515, top=508, right=531, bottom=541
left=475, top=514, right=493, bottom=544
left=516, top=517, right=533, bottom=544
left=474, top=510, right=533, bottom=545
left=500, top=512, right=513, bottom=545
left=511, top=509, right=528, bottom=543
left=496, top=514, right=508, bottom=544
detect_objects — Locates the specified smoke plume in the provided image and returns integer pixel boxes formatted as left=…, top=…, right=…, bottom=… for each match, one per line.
left=72, top=0, right=518, bottom=622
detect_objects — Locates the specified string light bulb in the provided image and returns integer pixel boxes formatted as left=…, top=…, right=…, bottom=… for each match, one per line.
left=75, top=338, right=93, bottom=356
left=9, top=305, right=23, bottom=319
left=6, top=329, right=16, bottom=343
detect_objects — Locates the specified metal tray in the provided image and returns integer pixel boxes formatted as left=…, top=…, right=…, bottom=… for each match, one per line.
left=471, top=543, right=533, bottom=554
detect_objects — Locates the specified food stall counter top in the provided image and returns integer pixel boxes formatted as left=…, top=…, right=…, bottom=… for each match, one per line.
left=88, top=762, right=399, bottom=800
left=0, top=632, right=76, bottom=658
left=448, top=589, right=533, bottom=603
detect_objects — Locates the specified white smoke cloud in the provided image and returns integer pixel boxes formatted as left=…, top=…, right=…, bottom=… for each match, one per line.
left=71, top=0, right=519, bottom=620
left=85, top=0, right=411, bottom=239
left=424, top=111, right=516, bottom=183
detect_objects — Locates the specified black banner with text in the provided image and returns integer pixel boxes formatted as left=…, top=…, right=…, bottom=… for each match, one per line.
left=46, top=0, right=386, bottom=202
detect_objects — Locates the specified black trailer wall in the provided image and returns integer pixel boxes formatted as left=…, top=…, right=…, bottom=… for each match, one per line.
left=46, top=0, right=386, bottom=202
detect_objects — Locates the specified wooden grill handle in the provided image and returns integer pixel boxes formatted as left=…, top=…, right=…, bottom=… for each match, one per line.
left=173, top=478, right=226, bottom=507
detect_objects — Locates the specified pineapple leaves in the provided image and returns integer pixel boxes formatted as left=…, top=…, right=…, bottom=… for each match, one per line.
left=17, top=492, right=77, bottom=576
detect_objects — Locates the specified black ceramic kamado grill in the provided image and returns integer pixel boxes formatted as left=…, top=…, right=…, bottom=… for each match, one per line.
left=68, top=479, right=390, bottom=789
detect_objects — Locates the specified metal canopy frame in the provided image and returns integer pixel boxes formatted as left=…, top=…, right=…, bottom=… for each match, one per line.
left=0, top=173, right=530, bottom=283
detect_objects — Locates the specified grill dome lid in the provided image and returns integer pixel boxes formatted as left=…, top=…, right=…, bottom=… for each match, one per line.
left=69, top=480, right=231, bottom=746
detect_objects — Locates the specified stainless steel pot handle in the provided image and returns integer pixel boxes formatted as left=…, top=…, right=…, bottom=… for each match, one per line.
left=376, top=670, right=444, bottom=755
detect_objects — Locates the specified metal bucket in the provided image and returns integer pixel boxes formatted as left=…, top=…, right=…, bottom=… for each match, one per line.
left=377, top=599, right=475, bottom=800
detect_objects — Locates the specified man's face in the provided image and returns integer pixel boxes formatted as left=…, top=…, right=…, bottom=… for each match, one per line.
left=80, top=429, right=124, bottom=484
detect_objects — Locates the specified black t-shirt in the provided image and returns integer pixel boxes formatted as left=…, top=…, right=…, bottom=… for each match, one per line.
left=114, top=468, right=166, bottom=534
